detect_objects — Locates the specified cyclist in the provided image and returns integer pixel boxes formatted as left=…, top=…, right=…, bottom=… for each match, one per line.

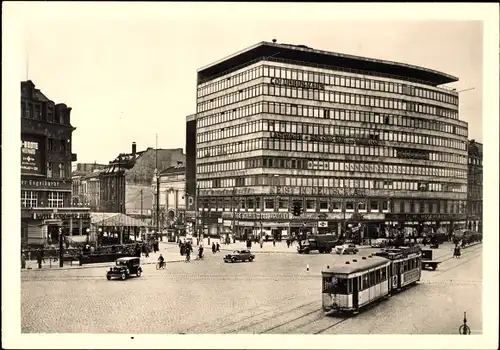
left=157, top=254, right=165, bottom=268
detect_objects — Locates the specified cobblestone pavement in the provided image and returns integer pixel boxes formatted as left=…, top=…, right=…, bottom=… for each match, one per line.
left=21, top=243, right=482, bottom=334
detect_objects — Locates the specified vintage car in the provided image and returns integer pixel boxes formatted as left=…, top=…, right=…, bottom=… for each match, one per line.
left=106, top=257, right=143, bottom=280
left=223, top=250, right=255, bottom=263
left=371, top=238, right=388, bottom=248
left=334, top=244, right=359, bottom=255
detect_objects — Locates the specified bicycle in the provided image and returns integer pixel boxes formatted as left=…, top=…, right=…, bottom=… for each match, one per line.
left=458, top=312, right=471, bottom=335
left=156, top=261, right=166, bottom=270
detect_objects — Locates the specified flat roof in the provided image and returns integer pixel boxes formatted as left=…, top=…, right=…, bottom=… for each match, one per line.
left=322, top=255, right=389, bottom=275
left=197, top=41, right=458, bottom=86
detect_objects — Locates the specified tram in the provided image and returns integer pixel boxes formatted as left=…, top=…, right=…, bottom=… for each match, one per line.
left=322, top=246, right=422, bottom=313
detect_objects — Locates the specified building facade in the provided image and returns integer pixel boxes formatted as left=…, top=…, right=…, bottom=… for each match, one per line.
left=21, top=80, right=90, bottom=246
left=466, top=140, right=482, bottom=233
left=153, top=163, right=187, bottom=229
left=192, top=41, right=469, bottom=239
left=99, top=142, right=185, bottom=221
left=72, top=163, right=107, bottom=210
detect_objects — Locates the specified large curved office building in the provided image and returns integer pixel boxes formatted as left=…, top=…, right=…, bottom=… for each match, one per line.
left=190, top=41, right=468, bottom=240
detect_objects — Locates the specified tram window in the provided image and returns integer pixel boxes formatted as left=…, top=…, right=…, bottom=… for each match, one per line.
left=322, top=277, right=332, bottom=293
left=405, top=261, right=409, bottom=272
left=347, top=279, right=352, bottom=294
left=381, top=267, right=387, bottom=281
left=362, top=274, right=368, bottom=290
left=369, top=272, right=374, bottom=287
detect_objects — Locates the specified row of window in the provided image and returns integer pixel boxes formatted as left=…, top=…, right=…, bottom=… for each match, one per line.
left=21, top=101, right=67, bottom=124
left=197, top=101, right=466, bottom=137
left=46, top=162, right=67, bottom=179
left=197, top=64, right=458, bottom=108
left=196, top=83, right=458, bottom=121
left=21, top=191, right=65, bottom=208
left=197, top=157, right=467, bottom=180
left=197, top=118, right=467, bottom=152
left=197, top=138, right=468, bottom=165
left=323, top=265, right=391, bottom=294
left=48, top=138, right=68, bottom=153
left=197, top=174, right=467, bottom=193
left=196, top=196, right=466, bottom=215
left=468, top=157, right=483, bottom=166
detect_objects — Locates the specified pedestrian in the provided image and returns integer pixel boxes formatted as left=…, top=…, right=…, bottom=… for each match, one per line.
left=286, top=239, right=290, bottom=248
left=21, top=251, right=26, bottom=269
left=453, top=244, right=461, bottom=259
left=216, top=242, right=220, bottom=252
left=212, top=242, right=216, bottom=254
left=260, top=236, right=263, bottom=249
left=145, top=245, right=150, bottom=258
left=273, top=238, right=276, bottom=247
left=40, top=247, right=46, bottom=263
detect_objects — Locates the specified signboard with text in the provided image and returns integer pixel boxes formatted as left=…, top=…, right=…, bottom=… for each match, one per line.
left=21, top=179, right=71, bottom=191
left=21, top=136, right=43, bottom=175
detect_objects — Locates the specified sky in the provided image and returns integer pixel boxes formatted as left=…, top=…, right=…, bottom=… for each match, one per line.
left=20, top=5, right=483, bottom=164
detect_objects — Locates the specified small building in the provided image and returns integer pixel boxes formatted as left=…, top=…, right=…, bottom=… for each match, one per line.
left=466, top=140, right=483, bottom=232
left=72, top=163, right=107, bottom=210
left=99, top=142, right=185, bottom=223
left=152, top=162, right=187, bottom=229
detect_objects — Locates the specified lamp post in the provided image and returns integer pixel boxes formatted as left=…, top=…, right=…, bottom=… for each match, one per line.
left=98, top=228, right=102, bottom=247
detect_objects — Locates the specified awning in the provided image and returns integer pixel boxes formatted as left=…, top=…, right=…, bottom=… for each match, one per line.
left=91, top=212, right=148, bottom=227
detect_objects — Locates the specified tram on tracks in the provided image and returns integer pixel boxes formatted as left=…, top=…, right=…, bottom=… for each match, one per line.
left=321, top=246, right=422, bottom=313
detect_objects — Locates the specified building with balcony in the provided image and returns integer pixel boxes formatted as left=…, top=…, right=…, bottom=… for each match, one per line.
left=466, top=140, right=482, bottom=233
left=192, top=41, right=469, bottom=240
left=99, top=142, right=185, bottom=221
left=21, top=80, right=90, bottom=246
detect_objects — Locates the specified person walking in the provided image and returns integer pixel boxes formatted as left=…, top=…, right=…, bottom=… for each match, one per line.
left=212, top=242, right=216, bottom=254
left=216, top=242, right=220, bottom=252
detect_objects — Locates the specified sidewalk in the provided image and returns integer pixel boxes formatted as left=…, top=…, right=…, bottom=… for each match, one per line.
left=166, top=238, right=373, bottom=254
left=23, top=244, right=185, bottom=271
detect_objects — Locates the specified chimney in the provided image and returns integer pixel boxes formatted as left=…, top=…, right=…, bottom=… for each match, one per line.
left=132, top=142, right=137, bottom=156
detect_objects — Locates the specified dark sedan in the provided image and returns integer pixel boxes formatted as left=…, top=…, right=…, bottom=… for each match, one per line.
left=223, top=250, right=255, bottom=263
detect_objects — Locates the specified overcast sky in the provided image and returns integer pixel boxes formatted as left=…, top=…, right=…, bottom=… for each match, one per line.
left=19, top=4, right=484, bottom=164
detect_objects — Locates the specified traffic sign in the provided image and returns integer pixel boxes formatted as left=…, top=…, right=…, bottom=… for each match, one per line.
left=318, top=221, right=328, bottom=228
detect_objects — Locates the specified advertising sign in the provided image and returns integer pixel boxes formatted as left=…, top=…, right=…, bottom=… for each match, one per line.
left=21, top=136, right=43, bottom=174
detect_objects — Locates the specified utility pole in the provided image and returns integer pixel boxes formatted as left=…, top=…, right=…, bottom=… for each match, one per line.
left=59, top=227, right=64, bottom=267
left=232, top=186, right=236, bottom=240
left=139, top=189, right=143, bottom=242
left=195, top=185, right=199, bottom=239
left=116, top=154, right=121, bottom=213
left=155, top=134, right=160, bottom=238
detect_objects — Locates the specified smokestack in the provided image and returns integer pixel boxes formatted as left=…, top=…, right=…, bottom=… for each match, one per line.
left=132, top=142, right=137, bottom=156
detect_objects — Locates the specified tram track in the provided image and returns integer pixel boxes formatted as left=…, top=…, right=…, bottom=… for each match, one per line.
left=181, top=293, right=313, bottom=333
left=221, top=300, right=319, bottom=334
left=429, top=251, right=482, bottom=279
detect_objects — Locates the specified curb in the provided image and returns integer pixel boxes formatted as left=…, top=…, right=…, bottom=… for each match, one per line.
left=22, top=259, right=185, bottom=272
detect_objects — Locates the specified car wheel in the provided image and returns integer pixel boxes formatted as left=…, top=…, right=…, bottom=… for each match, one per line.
left=121, top=273, right=126, bottom=280
left=249, top=257, right=254, bottom=262
left=136, top=270, right=141, bottom=277
left=106, top=275, right=111, bottom=281
left=231, top=258, right=237, bottom=263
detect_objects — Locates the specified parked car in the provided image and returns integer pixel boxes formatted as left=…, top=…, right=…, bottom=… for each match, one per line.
left=371, top=238, right=388, bottom=248
left=223, top=250, right=255, bottom=263
left=334, top=244, right=359, bottom=255
left=106, top=257, right=143, bottom=280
